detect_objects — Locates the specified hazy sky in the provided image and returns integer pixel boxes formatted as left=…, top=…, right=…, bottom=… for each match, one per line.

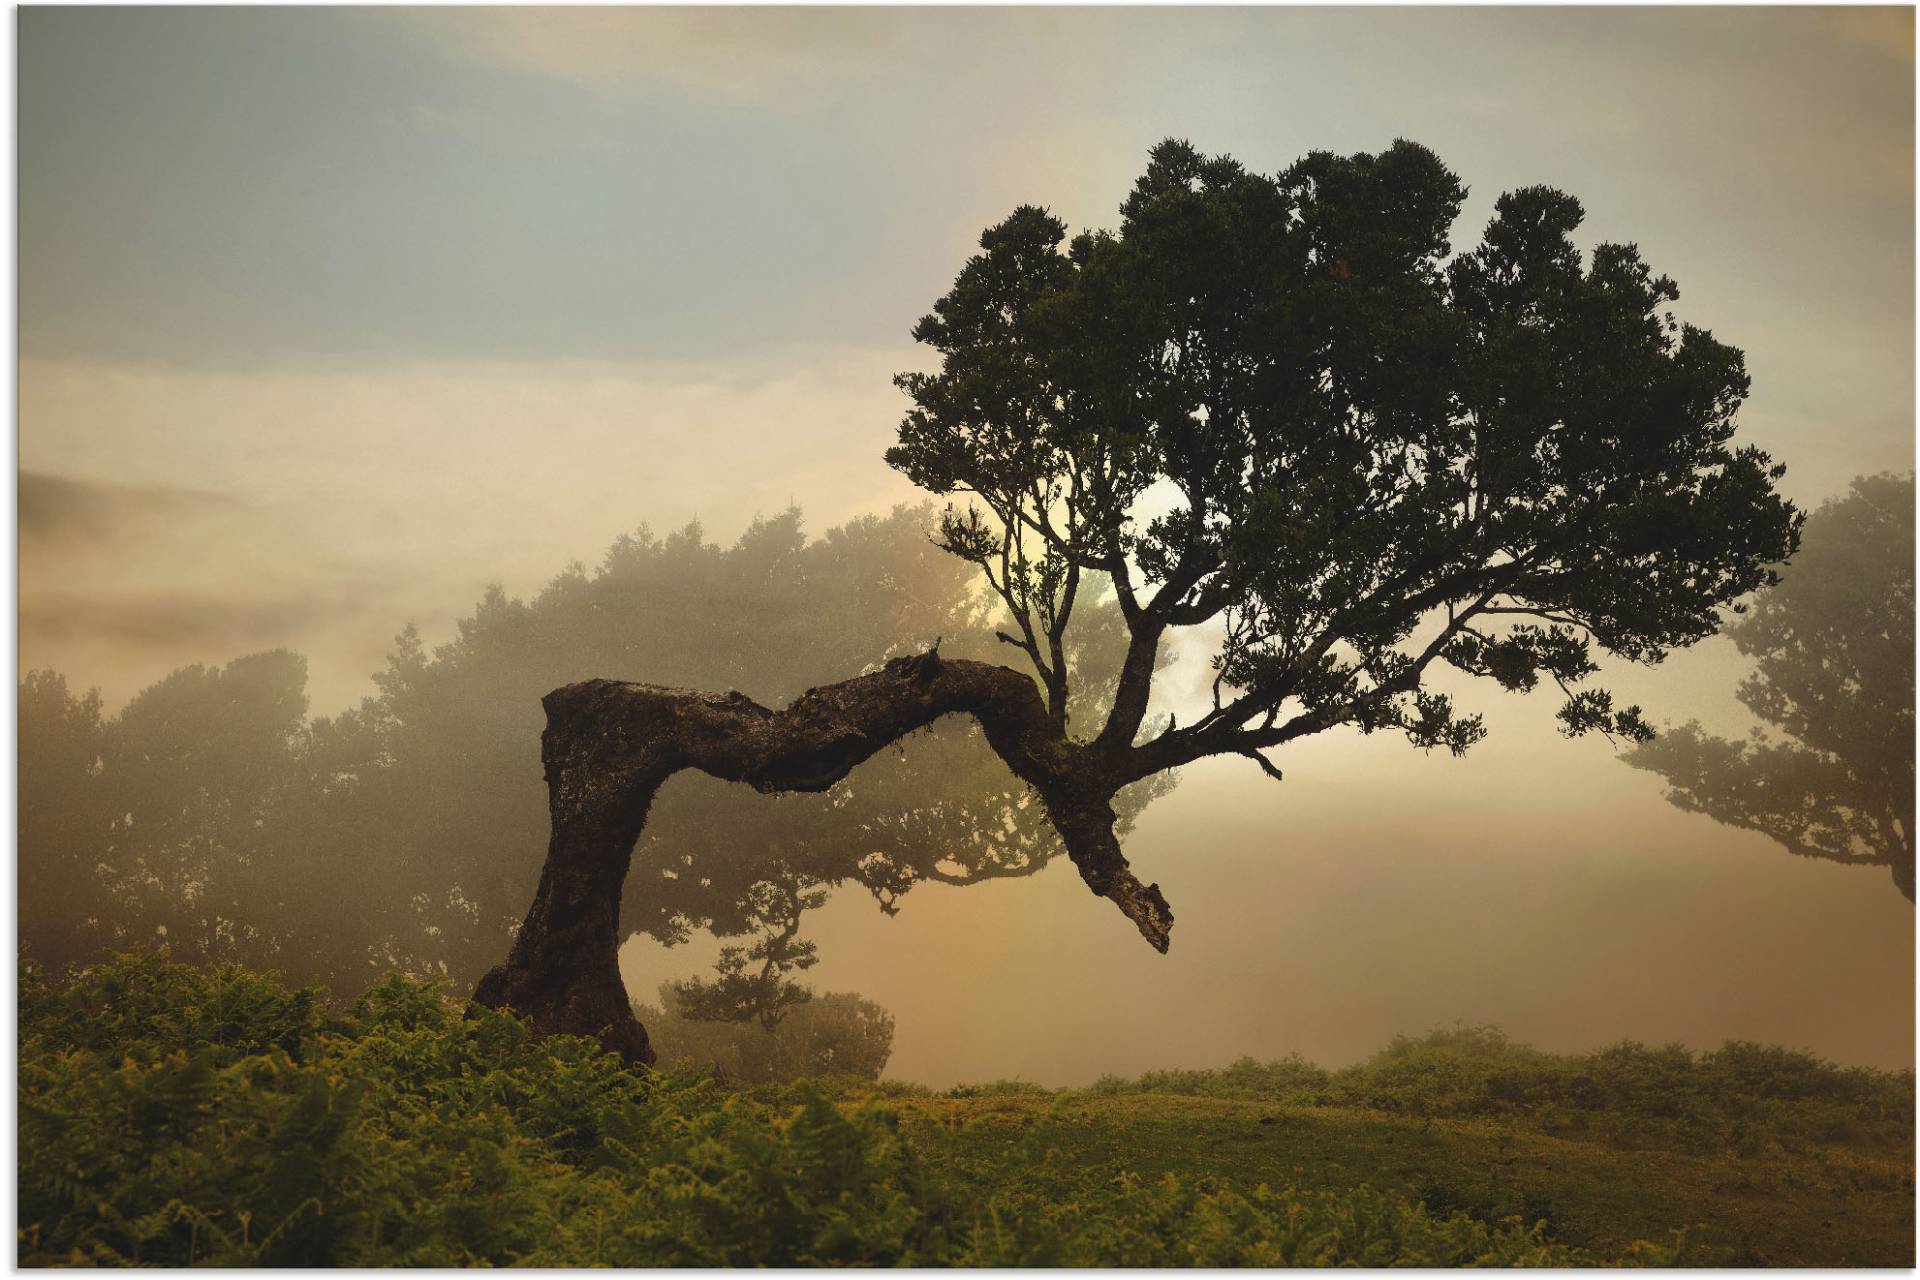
left=19, top=6, right=1915, bottom=1081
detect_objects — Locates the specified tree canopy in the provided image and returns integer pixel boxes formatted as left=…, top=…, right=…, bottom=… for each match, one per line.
left=1627, top=473, right=1914, bottom=898
left=890, top=137, right=1799, bottom=788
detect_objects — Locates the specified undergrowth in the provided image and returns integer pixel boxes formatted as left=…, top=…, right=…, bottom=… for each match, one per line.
left=16, top=954, right=1699, bottom=1267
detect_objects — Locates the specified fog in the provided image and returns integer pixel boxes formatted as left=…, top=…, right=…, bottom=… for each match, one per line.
left=18, top=6, right=1914, bottom=1085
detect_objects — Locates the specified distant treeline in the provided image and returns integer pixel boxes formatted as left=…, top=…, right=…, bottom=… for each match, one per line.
left=19, top=505, right=1163, bottom=1005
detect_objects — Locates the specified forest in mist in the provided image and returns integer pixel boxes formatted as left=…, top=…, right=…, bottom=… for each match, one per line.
left=19, top=470, right=1916, bottom=1084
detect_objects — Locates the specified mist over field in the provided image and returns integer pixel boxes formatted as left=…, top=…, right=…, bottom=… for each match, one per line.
left=18, top=3, right=1914, bottom=1093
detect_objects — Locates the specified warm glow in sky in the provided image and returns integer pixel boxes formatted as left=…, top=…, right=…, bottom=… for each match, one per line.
left=19, top=6, right=1915, bottom=1082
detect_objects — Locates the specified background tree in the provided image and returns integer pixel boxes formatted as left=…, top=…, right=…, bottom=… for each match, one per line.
left=477, top=137, right=1801, bottom=1062
left=18, top=654, right=323, bottom=976
left=1626, top=473, right=1914, bottom=899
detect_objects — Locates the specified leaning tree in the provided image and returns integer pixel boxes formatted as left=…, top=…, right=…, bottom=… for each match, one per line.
left=333, top=504, right=1167, bottom=1013
left=475, top=138, right=1801, bottom=1063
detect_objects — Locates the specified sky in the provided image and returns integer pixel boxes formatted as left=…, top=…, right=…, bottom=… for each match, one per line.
left=18, top=6, right=1916, bottom=1083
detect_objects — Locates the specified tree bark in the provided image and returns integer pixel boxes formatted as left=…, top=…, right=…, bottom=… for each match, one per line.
left=472, top=649, right=1174, bottom=1064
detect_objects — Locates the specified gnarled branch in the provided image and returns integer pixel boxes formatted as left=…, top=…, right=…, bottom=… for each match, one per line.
left=473, top=649, right=1172, bottom=1064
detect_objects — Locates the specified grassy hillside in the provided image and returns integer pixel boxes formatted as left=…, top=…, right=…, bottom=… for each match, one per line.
left=18, top=955, right=1914, bottom=1266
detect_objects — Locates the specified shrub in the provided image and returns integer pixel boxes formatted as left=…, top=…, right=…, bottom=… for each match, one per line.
left=635, top=983, right=895, bottom=1085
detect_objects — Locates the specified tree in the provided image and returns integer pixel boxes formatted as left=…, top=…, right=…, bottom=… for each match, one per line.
left=97, top=652, right=315, bottom=960
left=18, top=670, right=112, bottom=976
left=637, top=983, right=897, bottom=1084
left=19, top=652, right=429, bottom=984
left=476, top=137, right=1801, bottom=1064
left=1626, top=473, right=1914, bottom=898
left=18, top=654, right=320, bottom=977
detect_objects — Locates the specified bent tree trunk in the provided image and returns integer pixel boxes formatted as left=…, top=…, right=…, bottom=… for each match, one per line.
left=472, top=649, right=1173, bottom=1065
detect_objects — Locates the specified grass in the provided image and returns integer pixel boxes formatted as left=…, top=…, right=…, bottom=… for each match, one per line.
left=17, top=954, right=1914, bottom=1267
left=867, top=1088, right=1911, bottom=1266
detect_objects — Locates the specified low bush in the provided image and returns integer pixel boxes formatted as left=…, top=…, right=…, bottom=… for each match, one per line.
left=635, top=983, right=895, bottom=1086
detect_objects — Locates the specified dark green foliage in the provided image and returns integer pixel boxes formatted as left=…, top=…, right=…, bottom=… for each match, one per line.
left=638, top=983, right=897, bottom=1085
left=18, top=953, right=934, bottom=1266
left=1627, top=472, right=1916, bottom=898
left=20, top=956, right=1694, bottom=1266
left=939, top=1172, right=1665, bottom=1267
left=891, top=138, right=1798, bottom=786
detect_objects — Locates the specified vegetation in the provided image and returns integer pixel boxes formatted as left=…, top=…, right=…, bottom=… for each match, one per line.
left=483, top=135, right=1800, bottom=1057
left=20, top=956, right=1910, bottom=1267
left=1627, top=472, right=1916, bottom=898
left=637, top=983, right=896, bottom=1085
left=1081, top=1023, right=1914, bottom=1163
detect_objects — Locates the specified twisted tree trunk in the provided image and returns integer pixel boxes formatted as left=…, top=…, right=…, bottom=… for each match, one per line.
left=472, top=648, right=1173, bottom=1065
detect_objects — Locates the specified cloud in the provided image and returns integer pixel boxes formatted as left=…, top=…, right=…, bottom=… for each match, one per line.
left=19, top=350, right=927, bottom=712
left=17, top=469, right=409, bottom=710
left=394, top=8, right=918, bottom=108
left=20, top=470, right=244, bottom=552
left=22, top=586, right=378, bottom=660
